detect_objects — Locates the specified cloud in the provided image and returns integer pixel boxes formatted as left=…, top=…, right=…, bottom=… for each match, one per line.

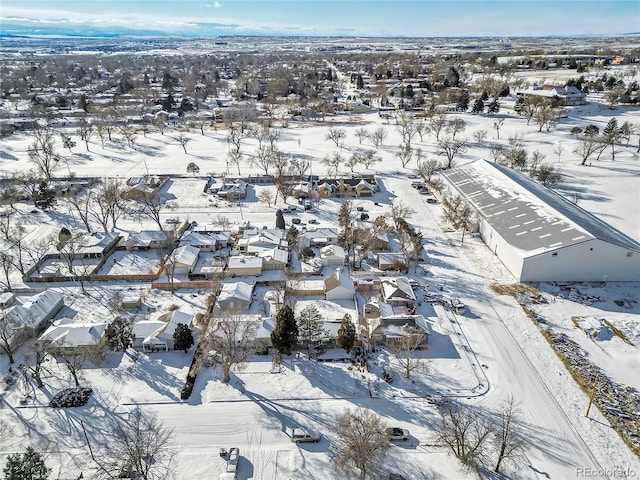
left=214, top=1, right=221, bottom=8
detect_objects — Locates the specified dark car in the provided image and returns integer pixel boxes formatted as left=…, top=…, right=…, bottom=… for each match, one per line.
left=291, top=217, right=301, bottom=224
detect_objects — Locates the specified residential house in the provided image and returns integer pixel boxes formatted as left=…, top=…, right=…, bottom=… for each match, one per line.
left=227, top=255, right=263, bottom=277
left=125, top=231, right=169, bottom=251
left=168, top=245, right=200, bottom=275
left=258, top=248, right=288, bottom=270
left=381, top=277, right=416, bottom=310
left=189, top=227, right=232, bottom=248
left=324, top=268, right=355, bottom=301
left=37, top=319, right=107, bottom=354
left=237, top=230, right=287, bottom=255
left=4, top=290, right=65, bottom=349
left=516, top=84, right=587, bottom=106
left=139, top=310, right=194, bottom=352
left=78, top=232, right=120, bottom=258
left=377, top=252, right=407, bottom=271
left=299, top=228, right=339, bottom=250
left=180, top=232, right=222, bottom=252
left=365, top=315, right=430, bottom=348
left=217, top=179, right=247, bottom=200
left=320, top=244, right=345, bottom=266
left=216, top=282, right=254, bottom=311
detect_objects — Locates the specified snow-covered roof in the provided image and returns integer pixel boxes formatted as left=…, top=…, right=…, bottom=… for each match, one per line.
left=7, top=290, right=64, bottom=328
left=228, top=255, right=263, bottom=269
left=180, top=232, right=220, bottom=248
left=127, top=230, right=168, bottom=247
left=257, top=247, right=288, bottom=264
left=39, top=318, right=106, bottom=348
left=171, top=245, right=200, bottom=267
left=159, top=309, right=194, bottom=337
left=381, top=277, right=416, bottom=303
left=320, top=244, right=345, bottom=258
left=218, top=282, right=254, bottom=305
left=324, top=267, right=355, bottom=293
left=442, top=160, right=640, bottom=255
left=79, top=232, right=120, bottom=255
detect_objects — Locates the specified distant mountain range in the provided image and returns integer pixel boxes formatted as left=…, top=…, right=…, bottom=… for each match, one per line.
left=1, top=21, right=638, bottom=39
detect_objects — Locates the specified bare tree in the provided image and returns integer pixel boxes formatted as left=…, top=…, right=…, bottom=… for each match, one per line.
left=437, top=401, right=493, bottom=466
left=447, top=118, right=467, bottom=140
left=0, top=252, right=15, bottom=292
left=354, top=127, right=369, bottom=144
left=203, top=312, right=258, bottom=382
left=331, top=408, right=390, bottom=480
left=27, top=125, right=60, bottom=180
left=45, top=344, right=102, bottom=386
left=360, top=150, right=382, bottom=170
left=322, top=151, right=343, bottom=177
left=67, top=188, right=94, bottom=233
left=226, top=150, right=243, bottom=176
left=493, top=118, right=504, bottom=139
left=227, top=127, right=243, bottom=153
left=437, top=136, right=467, bottom=169
left=176, top=133, right=191, bottom=154
left=257, top=188, right=276, bottom=207
left=121, top=125, right=137, bottom=149
left=493, top=397, right=527, bottom=474
left=103, top=408, right=174, bottom=480
left=397, top=112, right=417, bottom=146
left=417, top=158, right=441, bottom=182
left=573, top=137, right=607, bottom=166
left=133, top=193, right=166, bottom=231
left=533, top=163, right=561, bottom=187
left=325, top=127, right=346, bottom=148
left=77, top=117, right=93, bottom=151
left=369, top=127, right=388, bottom=148
left=396, top=143, right=413, bottom=168
left=429, top=112, right=447, bottom=141
left=23, top=343, right=49, bottom=388
left=0, top=309, right=20, bottom=363
left=392, top=326, right=428, bottom=379
left=251, top=146, right=279, bottom=176
left=473, top=129, right=487, bottom=146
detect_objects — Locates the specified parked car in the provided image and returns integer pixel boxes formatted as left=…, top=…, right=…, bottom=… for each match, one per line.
left=389, top=474, right=407, bottom=480
left=426, top=198, right=438, bottom=204
left=291, top=428, right=321, bottom=443
left=308, top=219, right=319, bottom=224
left=450, top=298, right=466, bottom=314
left=386, top=427, right=410, bottom=441
left=165, top=217, right=180, bottom=224
left=291, top=217, right=302, bottom=225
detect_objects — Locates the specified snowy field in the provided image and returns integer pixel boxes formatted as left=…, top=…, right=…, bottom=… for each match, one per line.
left=1, top=76, right=640, bottom=479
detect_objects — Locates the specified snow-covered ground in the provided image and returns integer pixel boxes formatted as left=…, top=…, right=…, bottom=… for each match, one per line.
left=1, top=86, right=639, bottom=479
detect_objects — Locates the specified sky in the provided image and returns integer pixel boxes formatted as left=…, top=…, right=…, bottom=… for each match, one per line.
left=0, top=0, right=638, bottom=38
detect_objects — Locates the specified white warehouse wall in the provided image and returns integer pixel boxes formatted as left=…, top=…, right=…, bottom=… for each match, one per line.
left=521, top=239, right=640, bottom=282
left=478, top=216, right=523, bottom=281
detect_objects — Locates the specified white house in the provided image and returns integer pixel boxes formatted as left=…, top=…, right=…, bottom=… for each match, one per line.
left=299, top=228, right=339, bottom=250
left=441, top=160, right=640, bottom=282
left=38, top=319, right=107, bottom=353
left=258, top=248, right=288, bottom=270
left=126, top=231, right=169, bottom=251
left=168, top=245, right=200, bottom=275
left=4, top=290, right=65, bottom=349
left=324, top=268, right=355, bottom=301
left=320, top=244, right=345, bottom=266
left=227, top=255, right=263, bottom=277
left=139, top=310, right=194, bottom=352
left=381, top=277, right=416, bottom=308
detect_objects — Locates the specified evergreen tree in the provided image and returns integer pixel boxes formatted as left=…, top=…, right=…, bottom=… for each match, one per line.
left=105, top=317, right=134, bottom=352
left=275, top=209, right=285, bottom=229
left=602, top=117, right=621, bottom=161
left=336, top=314, right=356, bottom=352
left=33, top=181, right=54, bottom=210
left=3, top=447, right=50, bottom=480
left=456, top=90, right=470, bottom=112
left=471, top=98, right=485, bottom=114
left=356, top=75, right=364, bottom=89
left=173, top=323, right=194, bottom=353
left=487, top=99, right=500, bottom=114
left=286, top=225, right=299, bottom=248
left=297, top=305, right=328, bottom=353
left=270, top=305, right=298, bottom=354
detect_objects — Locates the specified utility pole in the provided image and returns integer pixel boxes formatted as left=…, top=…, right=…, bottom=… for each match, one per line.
left=585, top=371, right=599, bottom=417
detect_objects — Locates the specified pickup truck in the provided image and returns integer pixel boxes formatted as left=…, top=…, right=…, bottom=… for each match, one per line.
left=386, top=427, right=410, bottom=441
left=226, top=447, right=239, bottom=473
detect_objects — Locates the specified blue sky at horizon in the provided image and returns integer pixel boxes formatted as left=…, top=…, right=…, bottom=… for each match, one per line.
left=1, top=0, right=638, bottom=37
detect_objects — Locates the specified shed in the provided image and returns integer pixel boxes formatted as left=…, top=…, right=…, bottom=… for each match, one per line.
left=227, top=255, right=263, bottom=277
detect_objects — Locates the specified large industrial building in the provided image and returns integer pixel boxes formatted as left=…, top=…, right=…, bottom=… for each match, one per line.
left=441, top=160, right=640, bottom=282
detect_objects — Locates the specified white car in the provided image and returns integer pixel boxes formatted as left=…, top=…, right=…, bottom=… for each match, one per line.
left=291, top=428, right=321, bottom=443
